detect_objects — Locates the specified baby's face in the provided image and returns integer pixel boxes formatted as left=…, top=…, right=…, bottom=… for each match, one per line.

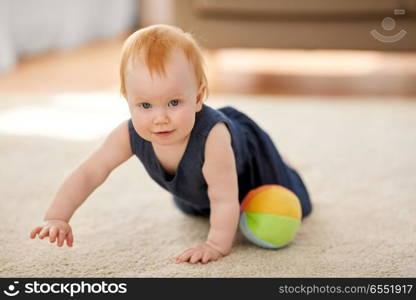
left=125, top=48, right=202, bottom=147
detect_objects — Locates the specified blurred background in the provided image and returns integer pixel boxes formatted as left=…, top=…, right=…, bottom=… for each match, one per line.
left=0, top=0, right=415, bottom=96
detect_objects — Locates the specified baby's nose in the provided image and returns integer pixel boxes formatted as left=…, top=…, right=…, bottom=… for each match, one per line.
left=153, top=108, right=169, bottom=124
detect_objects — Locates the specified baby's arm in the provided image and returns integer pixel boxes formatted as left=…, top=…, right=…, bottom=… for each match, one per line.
left=30, top=120, right=133, bottom=247
left=176, top=122, right=240, bottom=263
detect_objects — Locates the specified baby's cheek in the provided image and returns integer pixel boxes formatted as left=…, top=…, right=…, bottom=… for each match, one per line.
left=137, top=128, right=152, bottom=142
left=132, top=120, right=150, bottom=141
left=178, top=112, right=196, bottom=133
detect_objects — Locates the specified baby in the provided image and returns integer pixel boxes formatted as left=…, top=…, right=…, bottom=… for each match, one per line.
left=30, top=24, right=312, bottom=264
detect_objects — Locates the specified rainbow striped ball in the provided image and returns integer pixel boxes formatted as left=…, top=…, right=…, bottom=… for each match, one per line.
left=239, top=185, right=302, bottom=249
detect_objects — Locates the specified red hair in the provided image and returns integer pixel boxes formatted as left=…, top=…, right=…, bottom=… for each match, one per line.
left=119, top=24, right=207, bottom=100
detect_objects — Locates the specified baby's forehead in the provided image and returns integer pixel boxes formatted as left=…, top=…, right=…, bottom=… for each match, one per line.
left=127, top=48, right=193, bottom=79
left=125, top=48, right=197, bottom=97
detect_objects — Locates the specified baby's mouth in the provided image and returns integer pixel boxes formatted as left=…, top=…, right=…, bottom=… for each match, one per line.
left=154, top=130, right=175, bottom=136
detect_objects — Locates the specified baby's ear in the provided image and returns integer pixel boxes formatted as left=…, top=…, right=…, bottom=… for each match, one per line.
left=196, top=85, right=205, bottom=111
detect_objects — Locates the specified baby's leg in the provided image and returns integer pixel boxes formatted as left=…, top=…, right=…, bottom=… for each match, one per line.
left=249, top=139, right=312, bottom=218
left=172, top=196, right=210, bottom=217
left=286, top=167, right=312, bottom=218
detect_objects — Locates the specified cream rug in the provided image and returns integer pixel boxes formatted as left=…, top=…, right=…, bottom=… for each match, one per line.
left=0, top=93, right=415, bottom=277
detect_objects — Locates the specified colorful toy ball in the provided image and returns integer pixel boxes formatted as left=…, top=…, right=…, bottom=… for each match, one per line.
left=239, top=185, right=302, bottom=249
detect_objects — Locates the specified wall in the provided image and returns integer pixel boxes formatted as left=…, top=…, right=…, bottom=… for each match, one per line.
left=0, top=0, right=139, bottom=74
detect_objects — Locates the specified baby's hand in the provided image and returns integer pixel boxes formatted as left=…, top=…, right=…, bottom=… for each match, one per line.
left=175, top=242, right=224, bottom=264
left=30, top=219, right=73, bottom=248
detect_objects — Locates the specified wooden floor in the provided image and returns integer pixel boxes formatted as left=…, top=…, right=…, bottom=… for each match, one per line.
left=1, top=33, right=415, bottom=97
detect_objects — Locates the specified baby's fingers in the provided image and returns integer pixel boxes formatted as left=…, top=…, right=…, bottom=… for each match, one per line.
left=38, top=226, right=50, bottom=239
left=49, top=227, right=59, bottom=243
left=189, top=251, right=203, bottom=264
left=201, top=252, right=212, bottom=264
left=57, top=230, right=66, bottom=247
left=66, top=231, right=74, bottom=247
left=176, top=248, right=192, bottom=261
left=176, top=249, right=194, bottom=263
left=30, top=226, right=43, bottom=239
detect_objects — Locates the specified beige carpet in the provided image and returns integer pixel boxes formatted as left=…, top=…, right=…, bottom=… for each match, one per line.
left=0, top=93, right=415, bottom=277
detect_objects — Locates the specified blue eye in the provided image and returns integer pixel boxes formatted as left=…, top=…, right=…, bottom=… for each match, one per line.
left=169, top=99, right=180, bottom=107
left=140, top=103, right=151, bottom=109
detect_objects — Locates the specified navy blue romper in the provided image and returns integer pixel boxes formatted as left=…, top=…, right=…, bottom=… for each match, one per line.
left=128, top=104, right=312, bottom=218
